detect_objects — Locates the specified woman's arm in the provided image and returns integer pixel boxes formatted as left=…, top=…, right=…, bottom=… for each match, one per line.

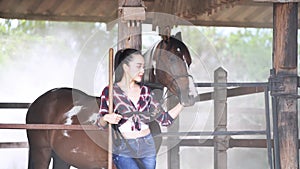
left=168, top=103, right=183, bottom=119
left=97, top=86, right=122, bottom=128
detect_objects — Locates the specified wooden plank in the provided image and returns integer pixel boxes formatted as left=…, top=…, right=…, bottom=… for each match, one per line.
left=0, top=0, right=14, bottom=11
left=0, top=103, right=30, bottom=108
left=26, top=0, right=46, bottom=14
left=33, top=0, right=58, bottom=14
left=254, top=0, right=300, bottom=2
left=14, top=0, right=38, bottom=14
left=71, top=0, right=96, bottom=16
left=228, top=6, right=250, bottom=20
left=0, top=123, right=99, bottom=130
left=0, top=12, right=116, bottom=22
left=244, top=6, right=266, bottom=21
left=44, top=0, right=64, bottom=15
left=0, top=142, right=28, bottom=148
left=54, top=0, right=75, bottom=15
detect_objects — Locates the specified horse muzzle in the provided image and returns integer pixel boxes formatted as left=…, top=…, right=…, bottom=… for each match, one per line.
left=179, top=93, right=196, bottom=107
left=178, top=76, right=197, bottom=107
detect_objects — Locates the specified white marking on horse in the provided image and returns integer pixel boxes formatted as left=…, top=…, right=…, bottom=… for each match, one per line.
left=71, top=147, right=80, bottom=153
left=65, top=106, right=82, bottom=125
left=87, top=113, right=98, bottom=124
left=62, top=130, right=70, bottom=137
left=62, top=106, right=82, bottom=137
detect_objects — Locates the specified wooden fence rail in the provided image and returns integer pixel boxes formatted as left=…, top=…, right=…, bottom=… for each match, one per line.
left=0, top=80, right=271, bottom=169
left=0, top=123, right=99, bottom=130
left=0, top=139, right=273, bottom=149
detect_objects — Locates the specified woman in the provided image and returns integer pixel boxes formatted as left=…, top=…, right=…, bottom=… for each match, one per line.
left=97, top=48, right=183, bottom=169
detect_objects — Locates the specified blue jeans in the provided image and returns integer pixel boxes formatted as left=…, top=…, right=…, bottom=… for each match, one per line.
left=113, top=134, right=156, bottom=169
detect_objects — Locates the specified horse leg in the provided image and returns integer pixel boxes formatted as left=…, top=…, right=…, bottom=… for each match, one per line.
left=28, top=147, right=52, bottom=169
left=52, top=150, right=70, bottom=169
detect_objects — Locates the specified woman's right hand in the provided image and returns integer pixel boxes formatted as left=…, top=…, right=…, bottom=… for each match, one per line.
left=103, top=113, right=123, bottom=124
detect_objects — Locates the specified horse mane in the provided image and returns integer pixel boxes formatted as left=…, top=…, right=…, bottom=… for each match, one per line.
left=143, top=41, right=159, bottom=84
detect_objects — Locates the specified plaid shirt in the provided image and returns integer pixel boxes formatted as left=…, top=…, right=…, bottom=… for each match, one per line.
left=98, top=83, right=174, bottom=130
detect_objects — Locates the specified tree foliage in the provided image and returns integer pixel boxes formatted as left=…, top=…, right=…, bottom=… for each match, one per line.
left=1, top=19, right=299, bottom=82
left=0, top=19, right=117, bottom=65
left=196, top=27, right=273, bottom=81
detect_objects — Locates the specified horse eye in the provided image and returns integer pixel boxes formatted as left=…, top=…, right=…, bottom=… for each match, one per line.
left=177, top=48, right=181, bottom=52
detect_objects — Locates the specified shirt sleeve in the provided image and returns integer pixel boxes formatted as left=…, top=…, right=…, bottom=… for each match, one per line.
left=96, top=86, right=109, bottom=129
left=146, top=87, right=174, bottom=126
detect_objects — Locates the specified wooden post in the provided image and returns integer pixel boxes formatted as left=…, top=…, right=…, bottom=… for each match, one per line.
left=273, top=2, right=298, bottom=169
left=167, top=93, right=180, bottom=169
left=214, top=67, right=228, bottom=169
left=108, top=48, right=114, bottom=169
left=118, top=0, right=144, bottom=50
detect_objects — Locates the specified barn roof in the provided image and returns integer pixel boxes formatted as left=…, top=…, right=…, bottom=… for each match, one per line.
left=0, top=0, right=299, bottom=28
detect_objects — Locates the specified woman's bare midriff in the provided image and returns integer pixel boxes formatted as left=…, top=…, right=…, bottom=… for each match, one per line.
left=121, top=128, right=151, bottom=139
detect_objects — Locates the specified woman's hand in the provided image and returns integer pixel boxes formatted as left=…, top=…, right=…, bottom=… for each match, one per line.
left=103, top=113, right=123, bottom=124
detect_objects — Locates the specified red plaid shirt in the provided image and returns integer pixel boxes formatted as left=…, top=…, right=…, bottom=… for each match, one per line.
left=98, top=84, right=174, bottom=130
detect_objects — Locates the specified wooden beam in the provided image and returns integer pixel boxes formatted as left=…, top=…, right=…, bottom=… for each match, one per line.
left=254, top=0, right=300, bottom=2
left=117, top=0, right=143, bottom=50
left=273, top=2, right=298, bottom=169
left=0, top=103, right=30, bottom=108
left=0, top=142, right=28, bottom=148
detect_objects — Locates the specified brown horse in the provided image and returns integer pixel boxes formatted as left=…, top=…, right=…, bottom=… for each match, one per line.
left=26, top=32, right=197, bottom=169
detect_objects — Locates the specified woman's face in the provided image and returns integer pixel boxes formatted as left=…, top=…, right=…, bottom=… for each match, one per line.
left=124, top=54, right=145, bottom=82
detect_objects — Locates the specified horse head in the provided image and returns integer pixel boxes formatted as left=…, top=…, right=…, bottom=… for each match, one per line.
left=143, top=32, right=197, bottom=107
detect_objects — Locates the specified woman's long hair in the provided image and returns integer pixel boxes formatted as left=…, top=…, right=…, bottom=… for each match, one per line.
left=114, top=48, right=141, bottom=82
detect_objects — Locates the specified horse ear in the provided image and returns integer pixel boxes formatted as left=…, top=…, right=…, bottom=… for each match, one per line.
left=174, top=32, right=182, bottom=41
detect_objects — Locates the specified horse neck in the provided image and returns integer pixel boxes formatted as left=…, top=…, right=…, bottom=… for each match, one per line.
left=143, top=41, right=159, bottom=83
left=143, top=41, right=166, bottom=91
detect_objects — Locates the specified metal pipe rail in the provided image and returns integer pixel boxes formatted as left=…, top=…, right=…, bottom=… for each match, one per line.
left=156, top=130, right=267, bottom=137
left=195, top=82, right=269, bottom=88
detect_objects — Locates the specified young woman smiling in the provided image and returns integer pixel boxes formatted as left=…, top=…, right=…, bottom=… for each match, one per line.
left=97, top=48, right=183, bottom=169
